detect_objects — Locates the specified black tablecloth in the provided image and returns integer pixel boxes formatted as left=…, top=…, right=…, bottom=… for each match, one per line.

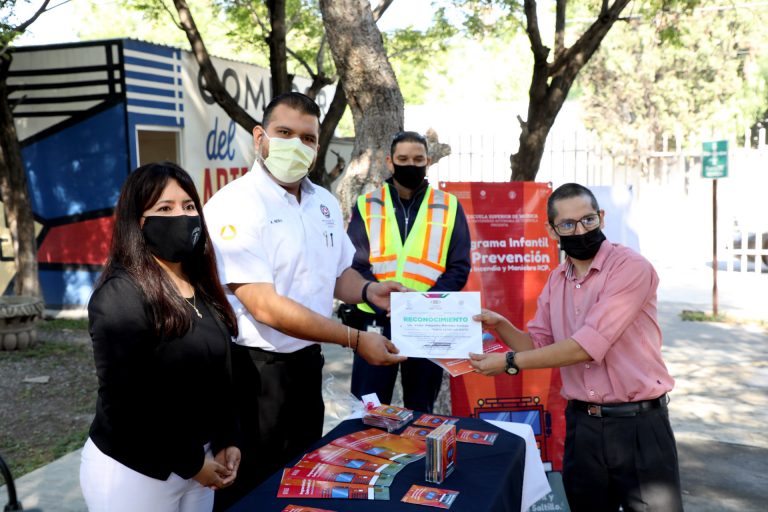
left=228, top=414, right=525, bottom=512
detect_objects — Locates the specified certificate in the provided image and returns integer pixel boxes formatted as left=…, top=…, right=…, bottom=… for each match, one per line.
left=390, top=292, right=482, bottom=358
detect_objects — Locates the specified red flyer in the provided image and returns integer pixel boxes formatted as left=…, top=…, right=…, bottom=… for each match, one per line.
left=430, top=337, right=508, bottom=377
left=413, top=414, right=460, bottom=428
left=281, top=506, right=337, bottom=512
left=288, top=460, right=395, bottom=487
left=401, top=426, right=434, bottom=441
left=401, top=484, right=459, bottom=509
left=330, top=428, right=426, bottom=464
left=457, top=429, right=499, bottom=446
left=300, top=445, right=404, bottom=477
left=277, top=473, right=390, bottom=500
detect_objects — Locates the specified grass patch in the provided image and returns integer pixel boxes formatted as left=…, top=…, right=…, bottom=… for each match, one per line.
left=0, top=340, right=87, bottom=359
left=680, top=310, right=727, bottom=322
left=38, top=318, right=88, bottom=331
left=2, top=428, right=89, bottom=478
left=680, top=310, right=767, bottom=329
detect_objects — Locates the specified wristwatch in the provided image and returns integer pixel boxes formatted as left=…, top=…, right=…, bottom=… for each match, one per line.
left=505, top=351, right=520, bottom=375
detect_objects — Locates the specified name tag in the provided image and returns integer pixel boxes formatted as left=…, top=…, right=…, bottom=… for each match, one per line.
left=367, top=324, right=384, bottom=335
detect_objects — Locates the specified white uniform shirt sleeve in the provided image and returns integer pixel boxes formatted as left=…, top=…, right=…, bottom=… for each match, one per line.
left=204, top=193, right=273, bottom=286
left=337, top=231, right=355, bottom=278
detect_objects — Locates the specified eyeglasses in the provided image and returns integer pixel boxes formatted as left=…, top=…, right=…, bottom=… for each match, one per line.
left=551, top=213, right=601, bottom=236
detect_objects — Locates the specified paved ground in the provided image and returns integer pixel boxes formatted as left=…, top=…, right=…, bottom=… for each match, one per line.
left=2, top=262, right=767, bottom=511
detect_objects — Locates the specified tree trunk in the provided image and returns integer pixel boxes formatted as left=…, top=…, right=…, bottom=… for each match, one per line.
left=511, top=57, right=561, bottom=181
left=308, top=1, right=393, bottom=192
left=510, top=0, right=632, bottom=181
left=173, top=0, right=259, bottom=132
left=0, top=56, right=41, bottom=298
left=309, top=82, right=347, bottom=189
left=320, top=0, right=404, bottom=216
left=267, top=0, right=293, bottom=95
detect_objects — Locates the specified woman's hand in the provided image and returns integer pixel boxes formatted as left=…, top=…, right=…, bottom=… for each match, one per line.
left=213, top=446, right=241, bottom=488
left=192, top=457, right=229, bottom=490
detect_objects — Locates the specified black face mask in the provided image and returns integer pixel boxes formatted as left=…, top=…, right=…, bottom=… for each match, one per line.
left=392, top=164, right=427, bottom=190
left=559, top=228, right=606, bottom=261
left=142, top=215, right=202, bottom=263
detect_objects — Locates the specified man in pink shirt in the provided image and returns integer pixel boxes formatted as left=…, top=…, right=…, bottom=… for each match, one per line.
left=469, top=183, right=683, bottom=512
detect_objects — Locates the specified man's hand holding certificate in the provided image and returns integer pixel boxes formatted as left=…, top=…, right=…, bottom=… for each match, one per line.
left=390, top=292, right=482, bottom=358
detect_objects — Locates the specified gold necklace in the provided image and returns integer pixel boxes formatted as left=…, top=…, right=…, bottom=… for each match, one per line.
left=185, top=293, right=203, bottom=318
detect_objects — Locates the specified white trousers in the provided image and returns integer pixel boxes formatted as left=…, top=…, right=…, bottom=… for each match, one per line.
left=80, top=438, right=213, bottom=512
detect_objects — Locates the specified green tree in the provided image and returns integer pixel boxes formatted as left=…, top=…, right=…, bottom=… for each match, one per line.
left=450, top=0, right=657, bottom=180
left=579, top=5, right=768, bottom=161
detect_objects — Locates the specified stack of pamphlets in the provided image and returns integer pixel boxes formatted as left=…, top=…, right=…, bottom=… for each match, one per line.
left=362, top=404, right=413, bottom=431
left=425, top=423, right=456, bottom=485
left=285, top=460, right=395, bottom=487
left=276, top=474, right=390, bottom=501
left=299, top=445, right=405, bottom=477
left=277, top=424, right=435, bottom=502
left=413, top=414, right=459, bottom=428
left=331, top=428, right=426, bottom=465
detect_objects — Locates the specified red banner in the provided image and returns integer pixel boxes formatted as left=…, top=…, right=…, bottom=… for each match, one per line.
left=441, top=181, right=565, bottom=472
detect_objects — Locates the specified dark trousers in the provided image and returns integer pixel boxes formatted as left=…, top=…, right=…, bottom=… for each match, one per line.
left=562, top=402, right=684, bottom=512
left=351, top=355, right=444, bottom=413
left=342, top=304, right=444, bottom=413
left=214, top=343, right=324, bottom=511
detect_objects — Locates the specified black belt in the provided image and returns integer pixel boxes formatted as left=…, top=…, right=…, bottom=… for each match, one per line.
left=569, top=394, right=668, bottom=418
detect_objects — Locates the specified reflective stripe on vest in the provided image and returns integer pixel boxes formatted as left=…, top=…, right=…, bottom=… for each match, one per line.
left=357, top=185, right=457, bottom=312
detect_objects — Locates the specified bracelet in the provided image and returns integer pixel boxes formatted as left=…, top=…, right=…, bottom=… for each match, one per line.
left=361, top=281, right=373, bottom=304
left=354, top=328, right=360, bottom=353
left=346, top=325, right=352, bottom=351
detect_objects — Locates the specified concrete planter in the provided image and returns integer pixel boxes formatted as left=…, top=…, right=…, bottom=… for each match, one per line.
left=0, top=296, right=45, bottom=350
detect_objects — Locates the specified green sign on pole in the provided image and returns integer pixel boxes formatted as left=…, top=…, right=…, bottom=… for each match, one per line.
left=702, top=140, right=728, bottom=178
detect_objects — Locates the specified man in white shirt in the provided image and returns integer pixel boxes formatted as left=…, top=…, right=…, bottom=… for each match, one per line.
left=204, top=92, right=405, bottom=509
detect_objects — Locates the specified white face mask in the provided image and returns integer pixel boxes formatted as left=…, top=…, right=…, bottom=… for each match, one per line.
left=259, top=132, right=316, bottom=184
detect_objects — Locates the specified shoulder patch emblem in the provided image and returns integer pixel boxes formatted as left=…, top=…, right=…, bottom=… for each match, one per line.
left=220, top=225, right=237, bottom=240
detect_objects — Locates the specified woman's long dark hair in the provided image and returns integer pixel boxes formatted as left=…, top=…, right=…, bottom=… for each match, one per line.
left=100, top=162, right=238, bottom=339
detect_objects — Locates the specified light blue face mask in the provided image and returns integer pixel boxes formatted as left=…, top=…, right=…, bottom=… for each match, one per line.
left=260, top=132, right=316, bottom=184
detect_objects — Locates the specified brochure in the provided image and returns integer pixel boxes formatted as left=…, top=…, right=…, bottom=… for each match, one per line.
left=281, top=506, right=337, bottom=512
left=364, top=404, right=413, bottom=422
left=401, top=484, right=459, bottom=509
left=401, top=426, right=434, bottom=441
left=430, top=336, right=508, bottom=377
left=277, top=473, right=390, bottom=500
left=289, top=460, right=395, bottom=487
left=331, top=428, right=426, bottom=465
left=413, top=414, right=459, bottom=428
left=456, top=429, right=498, bottom=446
left=300, top=445, right=404, bottom=477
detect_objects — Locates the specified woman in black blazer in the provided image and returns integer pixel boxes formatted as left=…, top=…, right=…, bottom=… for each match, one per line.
left=79, top=162, right=241, bottom=512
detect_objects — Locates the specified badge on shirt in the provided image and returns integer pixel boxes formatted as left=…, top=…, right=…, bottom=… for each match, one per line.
left=220, top=225, right=237, bottom=240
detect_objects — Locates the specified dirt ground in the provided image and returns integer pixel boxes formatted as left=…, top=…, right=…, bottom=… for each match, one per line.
left=0, top=326, right=96, bottom=479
